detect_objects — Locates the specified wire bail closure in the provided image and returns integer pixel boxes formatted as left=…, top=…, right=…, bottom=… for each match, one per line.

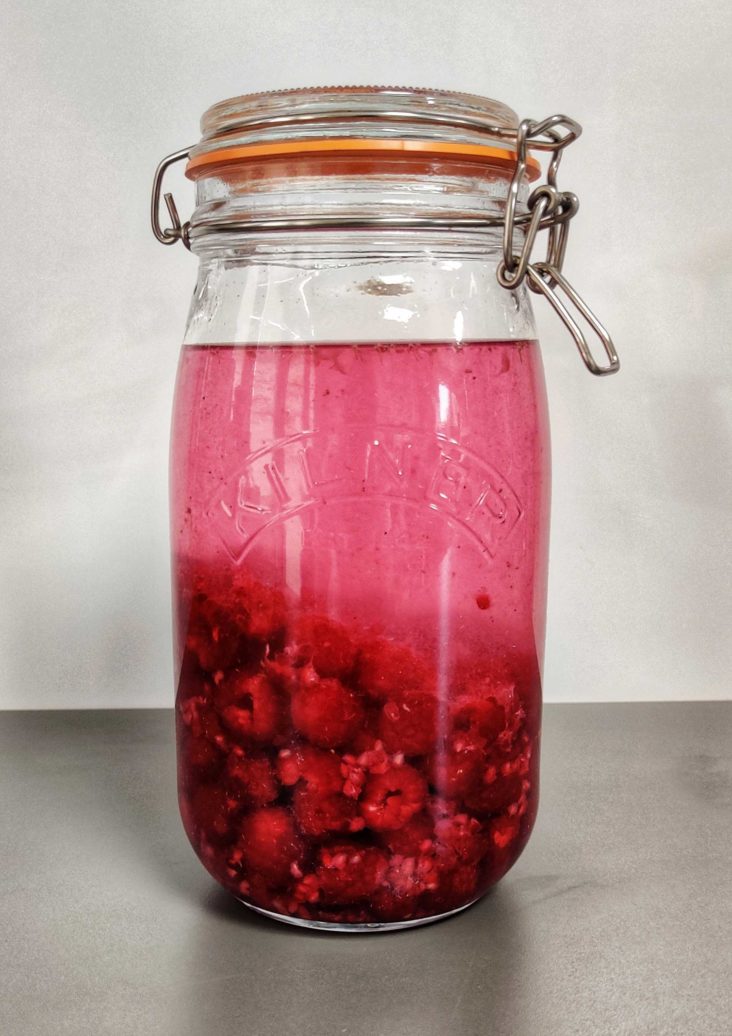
left=151, top=112, right=619, bottom=375
left=151, top=147, right=193, bottom=249
left=497, top=116, right=619, bottom=376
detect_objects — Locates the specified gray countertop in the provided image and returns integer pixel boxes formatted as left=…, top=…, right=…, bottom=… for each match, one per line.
left=1, top=703, right=729, bottom=1036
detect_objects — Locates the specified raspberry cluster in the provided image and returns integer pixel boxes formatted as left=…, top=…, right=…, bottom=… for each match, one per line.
left=176, top=567, right=538, bottom=925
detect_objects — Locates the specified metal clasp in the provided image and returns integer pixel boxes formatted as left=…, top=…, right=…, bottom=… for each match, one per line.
left=527, top=263, right=619, bottom=375
left=150, top=147, right=193, bottom=249
left=498, top=115, right=619, bottom=376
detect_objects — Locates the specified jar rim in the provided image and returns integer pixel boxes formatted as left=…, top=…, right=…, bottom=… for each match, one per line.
left=186, top=86, right=542, bottom=181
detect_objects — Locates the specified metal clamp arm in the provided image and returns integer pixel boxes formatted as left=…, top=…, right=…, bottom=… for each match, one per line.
left=150, top=147, right=193, bottom=249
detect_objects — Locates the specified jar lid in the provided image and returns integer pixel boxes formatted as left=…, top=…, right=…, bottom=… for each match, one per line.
left=185, top=86, right=542, bottom=180
left=152, top=92, right=620, bottom=376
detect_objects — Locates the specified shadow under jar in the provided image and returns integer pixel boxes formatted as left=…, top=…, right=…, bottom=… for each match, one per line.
left=158, top=87, right=613, bottom=931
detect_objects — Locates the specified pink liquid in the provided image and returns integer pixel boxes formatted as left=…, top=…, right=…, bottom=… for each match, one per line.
left=172, top=341, right=549, bottom=925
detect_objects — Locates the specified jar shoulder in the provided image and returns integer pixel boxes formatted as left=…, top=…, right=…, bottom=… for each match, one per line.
left=183, top=247, right=536, bottom=346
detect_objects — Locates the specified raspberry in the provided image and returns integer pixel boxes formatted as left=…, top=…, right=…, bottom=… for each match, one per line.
left=379, top=813, right=434, bottom=856
left=451, top=696, right=506, bottom=745
left=346, top=714, right=384, bottom=754
left=226, top=751, right=278, bottom=806
left=370, top=887, right=421, bottom=921
left=291, top=872, right=321, bottom=905
left=234, top=872, right=281, bottom=911
left=360, top=764, right=427, bottom=831
left=292, top=786, right=364, bottom=837
left=181, top=733, right=222, bottom=779
left=378, top=691, right=438, bottom=756
left=374, top=847, right=441, bottom=920
left=430, top=733, right=485, bottom=800
left=434, top=812, right=489, bottom=866
left=292, top=615, right=358, bottom=679
left=189, top=783, right=242, bottom=842
left=230, top=575, right=287, bottom=642
left=179, top=695, right=228, bottom=749
left=355, top=637, right=433, bottom=702
left=185, top=595, right=242, bottom=672
left=464, top=764, right=524, bottom=815
left=276, top=746, right=343, bottom=794
left=461, top=669, right=517, bottom=710
left=431, top=863, right=480, bottom=912
left=315, top=842, right=389, bottom=903
left=176, top=645, right=208, bottom=697
left=341, top=736, right=397, bottom=797
left=489, top=815, right=521, bottom=850
left=217, top=673, right=286, bottom=744
left=290, top=674, right=365, bottom=749
left=262, top=654, right=300, bottom=695
left=493, top=716, right=529, bottom=763
left=237, top=807, right=305, bottom=887
left=378, top=862, right=421, bottom=912
left=352, top=739, right=393, bottom=773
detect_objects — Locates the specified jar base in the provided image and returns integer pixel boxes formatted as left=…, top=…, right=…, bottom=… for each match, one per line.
left=239, top=895, right=482, bottom=933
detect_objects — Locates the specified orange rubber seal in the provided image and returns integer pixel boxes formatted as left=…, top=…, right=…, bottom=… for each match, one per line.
left=185, top=138, right=542, bottom=180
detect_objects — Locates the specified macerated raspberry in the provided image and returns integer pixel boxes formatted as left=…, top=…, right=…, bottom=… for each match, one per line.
left=379, top=813, right=434, bottom=856
left=371, top=885, right=423, bottom=921
left=355, top=637, right=433, bottom=702
left=493, top=718, right=530, bottom=766
left=226, top=751, right=278, bottom=806
left=340, top=756, right=366, bottom=800
left=315, top=842, right=389, bottom=903
left=217, top=672, right=286, bottom=744
left=231, top=575, right=287, bottom=642
left=235, top=871, right=281, bottom=912
left=189, top=783, right=242, bottom=842
left=293, top=786, right=364, bottom=837
left=341, top=737, right=401, bottom=800
left=354, top=739, right=394, bottom=773
left=431, top=862, right=480, bottom=912
left=360, top=764, right=427, bottom=831
left=238, top=807, right=305, bottom=886
left=452, top=696, right=506, bottom=745
left=262, top=654, right=300, bottom=695
left=293, top=615, right=358, bottom=679
left=347, top=712, right=384, bottom=754
left=185, top=595, right=242, bottom=672
left=374, top=848, right=441, bottom=921
left=434, top=812, right=489, bottom=866
left=276, top=745, right=343, bottom=794
left=291, top=872, right=321, bottom=905
left=461, top=667, right=517, bottom=707
left=290, top=674, right=365, bottom=749
left=489, top=815, right=521, bottom=850
left=382, top=856, right=420, bottom=900
left=181, top=733, right=222, bottom=778
left=464, top=764, right=524, bottom=815
left=179, top=695, right=228, bottom=749
left=176, top=645, right=208, bottom=697
left=378, top=691, right=438, bottom=756
left=429, top=733, right=485, bottom=800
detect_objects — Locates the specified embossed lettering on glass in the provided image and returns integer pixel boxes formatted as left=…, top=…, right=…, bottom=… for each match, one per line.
left=154, top=87, right=618, bottom=931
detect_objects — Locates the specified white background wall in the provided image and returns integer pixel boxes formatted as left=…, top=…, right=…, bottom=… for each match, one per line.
left=1, top=0, right=730, bottom=708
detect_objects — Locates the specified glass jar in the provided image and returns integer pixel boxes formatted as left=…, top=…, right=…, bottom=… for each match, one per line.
left=153, top=87, right=618, bottom=931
